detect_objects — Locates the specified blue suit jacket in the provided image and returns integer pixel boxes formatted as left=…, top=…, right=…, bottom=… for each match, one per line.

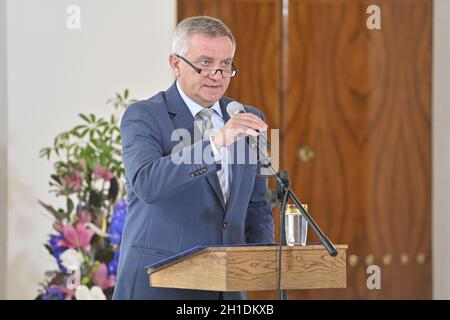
left=113, top=82, right=274, bottom=300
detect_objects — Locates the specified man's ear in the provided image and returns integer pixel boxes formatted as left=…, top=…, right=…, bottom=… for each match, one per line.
left=169, top=54, right=180, bottom=78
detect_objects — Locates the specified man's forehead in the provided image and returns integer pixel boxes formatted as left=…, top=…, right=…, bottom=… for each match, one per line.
left=187, top=34, right=234, bottom=58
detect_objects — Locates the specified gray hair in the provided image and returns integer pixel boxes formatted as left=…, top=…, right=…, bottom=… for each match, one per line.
left=172, top=16, right=236, bottom=56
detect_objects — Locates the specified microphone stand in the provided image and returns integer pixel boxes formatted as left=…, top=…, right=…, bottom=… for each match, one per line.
left=255, top=136, right=338, bottom=300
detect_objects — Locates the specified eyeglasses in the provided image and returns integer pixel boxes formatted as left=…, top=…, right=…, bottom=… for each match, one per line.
left=175, top=54, right=238, bottom=78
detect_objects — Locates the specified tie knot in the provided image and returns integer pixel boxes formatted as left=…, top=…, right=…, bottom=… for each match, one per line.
left=196, top=108, right=214, bottom=121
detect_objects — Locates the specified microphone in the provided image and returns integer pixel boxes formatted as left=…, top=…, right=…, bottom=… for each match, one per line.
left=226, top=101, right=257, bottom=148
left=226, top=101, right=271, bottom=167
left=226, top=101, right=246, bottom=117
left=226, top=101, right=271, bottom=148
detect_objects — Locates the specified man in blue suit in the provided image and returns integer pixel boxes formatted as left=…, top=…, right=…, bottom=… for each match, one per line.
left=113, top=16, right=274, bottom=300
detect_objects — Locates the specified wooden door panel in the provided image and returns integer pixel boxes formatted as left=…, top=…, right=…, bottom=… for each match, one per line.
left=285, top=0, right=432, bottom=299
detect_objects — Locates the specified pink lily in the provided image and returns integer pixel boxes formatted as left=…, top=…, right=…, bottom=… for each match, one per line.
left=60, top=168, right=83, bottom=191
left=93, top=263, right=116, bottom=289
left=57, top=223, right=95, bottom=252
left=53, top=221, right=63, bottom=233
left=93, top=164, right=114, bottom=181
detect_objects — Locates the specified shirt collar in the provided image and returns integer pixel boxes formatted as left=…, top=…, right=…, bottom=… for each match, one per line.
left=176, top=81, right=223, bottom=119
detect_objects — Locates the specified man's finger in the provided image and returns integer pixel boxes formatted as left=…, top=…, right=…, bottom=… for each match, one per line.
left=232, top=117, right=267, bottom=130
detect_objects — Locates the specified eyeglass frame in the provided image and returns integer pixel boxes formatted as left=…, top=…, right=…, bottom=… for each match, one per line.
left=174, top=54, right=238, bottom=78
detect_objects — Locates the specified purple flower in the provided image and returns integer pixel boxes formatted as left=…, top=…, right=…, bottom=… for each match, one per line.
left=112, top=199, right=128, bottom=217
left=42, top=286, right=65, bottom=300
left=108, top=199, right=128, bottom=245
left=108, top=250, right=120, bottom=276
left=49, top=234, right=67, bottom=272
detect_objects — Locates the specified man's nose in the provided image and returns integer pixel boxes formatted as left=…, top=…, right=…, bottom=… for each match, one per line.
left=209, top=69, right=224, bottom=81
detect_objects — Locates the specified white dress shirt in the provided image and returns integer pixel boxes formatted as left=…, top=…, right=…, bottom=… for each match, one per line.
left=176, top=81, right=230, bottom=193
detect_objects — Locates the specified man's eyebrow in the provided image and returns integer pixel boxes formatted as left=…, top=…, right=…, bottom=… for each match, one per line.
left=197, top=55, right=214, bottom=60
left=197, top=55, right=233, bottom=62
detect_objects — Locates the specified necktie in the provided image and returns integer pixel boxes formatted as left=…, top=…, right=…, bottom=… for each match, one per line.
left=196, top=108, right=230, bottom=204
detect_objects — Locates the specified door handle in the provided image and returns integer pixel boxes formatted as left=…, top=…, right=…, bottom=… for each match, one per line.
left=298, top=146, right=315, bottom=162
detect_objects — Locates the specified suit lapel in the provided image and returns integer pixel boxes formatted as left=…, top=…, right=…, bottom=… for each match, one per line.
left=165, top=82, right=226, bottom=211
left=165, top=83, right=196, bottom=146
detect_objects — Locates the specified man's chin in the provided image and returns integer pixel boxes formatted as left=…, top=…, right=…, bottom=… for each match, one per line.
left=201, top=94, right=223, bottom=105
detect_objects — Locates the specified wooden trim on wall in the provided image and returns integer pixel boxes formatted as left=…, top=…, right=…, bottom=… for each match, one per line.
left=280, top=0, right=289, bottom=169
left=432, top=0, right=450, bottom=300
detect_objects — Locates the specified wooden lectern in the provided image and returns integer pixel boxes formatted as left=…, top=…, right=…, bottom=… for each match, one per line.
left=147, top=244, right=347, bottom=291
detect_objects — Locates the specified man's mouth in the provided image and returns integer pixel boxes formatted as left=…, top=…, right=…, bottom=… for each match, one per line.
left=203, top=84, right=221, bottom=89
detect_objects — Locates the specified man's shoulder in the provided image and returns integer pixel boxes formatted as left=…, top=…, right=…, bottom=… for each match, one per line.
left=121, top=87, right=176, bottom=126
left=125, top=91, right=167, bottom=115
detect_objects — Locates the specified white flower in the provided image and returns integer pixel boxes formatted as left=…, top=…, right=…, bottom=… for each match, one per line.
left=60, top=249, right=84, bottom=269
left=75, top=285, right=106, bottom=300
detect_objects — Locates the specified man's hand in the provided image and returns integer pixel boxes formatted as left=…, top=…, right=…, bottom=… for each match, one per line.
left=211, top=113, right=268, bottom=148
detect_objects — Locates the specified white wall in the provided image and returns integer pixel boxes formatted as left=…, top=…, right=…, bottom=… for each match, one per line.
left=5, top=0, right=175, bottom=299
left=0, top=0, right=8, bottom=300
left=433, top=0, right=450, bottom=300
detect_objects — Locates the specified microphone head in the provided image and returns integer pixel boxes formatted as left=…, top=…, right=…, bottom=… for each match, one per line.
left=226, top=101, right=245, bottom=116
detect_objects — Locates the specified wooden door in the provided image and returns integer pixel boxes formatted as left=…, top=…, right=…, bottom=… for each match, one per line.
left=177, top=0, right=432, bottom=299
left=285, top=0, right=432, bottom=299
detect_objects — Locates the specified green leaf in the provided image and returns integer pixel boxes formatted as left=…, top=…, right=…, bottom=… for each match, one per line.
left=71, top=125, right=86, bottom=137
left=99, top=153, right=109, bottom=167
left=97, top=121, right=108, bottom=129
left=67, top=198, right=74, bottom=214
left=124, top=89, right=129, bottom=99
left=80, top=128, right=89, bottom=138
left=56, top=209, right=67, bottom=220
left=88, top=157, right=97, bottom=170
left=50, top=174, right=61, bottom=185
left=39, top=201, right=67, bottom=221
left=44, top=244, right=53, bottom=256
left=79, top=114, right=91, bottom=124
left=39, top=147, right=51, bottom=159
left=72, top=124, right=86, bottom=131
left=89, top=113, right=96, bottom=123
left=94, top=129, right=102, bottom=139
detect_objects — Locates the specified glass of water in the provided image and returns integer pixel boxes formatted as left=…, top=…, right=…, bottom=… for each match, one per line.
left=285, top=203, right=308, bottom=246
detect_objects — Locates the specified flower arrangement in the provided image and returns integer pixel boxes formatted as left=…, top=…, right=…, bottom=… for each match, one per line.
left=37, top=90, right=135, bottom=300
